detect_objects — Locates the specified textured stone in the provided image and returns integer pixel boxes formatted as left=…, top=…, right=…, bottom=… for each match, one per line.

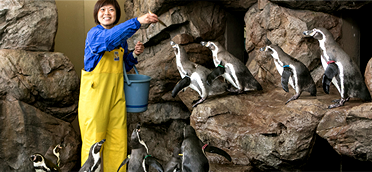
left=0, top=49, right=79, bottom=122
left=0, top=100, right=80, bottom=171
left=0, top=0, right=57, bottom=51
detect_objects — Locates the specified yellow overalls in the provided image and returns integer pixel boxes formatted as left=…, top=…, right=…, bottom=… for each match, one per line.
left=78, top=47, right=127, bottom=172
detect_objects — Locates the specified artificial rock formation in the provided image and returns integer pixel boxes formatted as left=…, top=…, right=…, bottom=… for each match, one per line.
left=0, top=0, right=80, bottom=171
left=0, top=0, right=58, bottom=51
left=124, top=0, right=372, bottom=171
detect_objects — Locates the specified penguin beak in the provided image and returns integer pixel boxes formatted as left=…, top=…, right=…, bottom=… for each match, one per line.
left=30, top=155, right=36, bottom=162
left=200, top=41, right=209, bottom=47
left=303, top=29, right=315, bottom=37
left=260, top=47, right=267, bottom=51
left=170, top=41, right=175, bottom=46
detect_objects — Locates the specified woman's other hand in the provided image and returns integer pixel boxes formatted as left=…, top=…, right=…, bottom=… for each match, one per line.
left=134, top=41, right=144, bottom=55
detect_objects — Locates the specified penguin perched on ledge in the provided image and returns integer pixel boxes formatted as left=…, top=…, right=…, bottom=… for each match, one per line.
left=260, top=41, right=317, bottom=104
left=201, top=41, right=262, bottom=93
left=170, top=41, right=228, bottom=107
left=303, top=27, right=371, bottom=108
left=117, top=124, right=164, bottom=172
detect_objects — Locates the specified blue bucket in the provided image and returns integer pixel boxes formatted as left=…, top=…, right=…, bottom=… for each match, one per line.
left=123, top=65, right=151, bottom=113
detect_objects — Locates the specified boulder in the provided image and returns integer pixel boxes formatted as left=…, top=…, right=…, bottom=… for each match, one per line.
left=190, top=86, right=328, bottom=171
left=0, top=49, right=79, bottom=122
left=0, top=100, right=80, bottom=171
left=0, top=0, right=57, bottom=51
left=317, top=102, right=372, bottom=162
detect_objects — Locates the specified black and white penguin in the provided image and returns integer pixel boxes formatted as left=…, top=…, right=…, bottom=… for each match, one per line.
left=164, top=144, right=182, bottom=172
left=303, top=27, right=371, bottom=108
left=170, top=41, right=228, bottom=107
left=79, top=139, right=105, bottom=172
left=200, top=41, right=262, bottom=93
left=181, top=125, right=232, bottom=172
left=30, top=153, right=61, bottom=172
left=260, top=43, right=317, bottom=104
left=117, top=124, right=164, bottom=172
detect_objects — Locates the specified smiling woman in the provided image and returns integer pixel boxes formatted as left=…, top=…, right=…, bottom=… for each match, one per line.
left=77, top=0, right=160, bottom=171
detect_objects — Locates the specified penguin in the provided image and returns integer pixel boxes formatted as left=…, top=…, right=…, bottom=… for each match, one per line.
left=30, top=153, right=61, bottom=172
left=164, top=144, right=182, bottom=172
left=117, top=123, right=164, bottom=172
left=303, top=27, right=371, bottom=108
left=79, top=139, right=105, bottom=172
left=260, top=42, right=317, bottom=104
left=200, top=41, right=262, bottom=93
left=52, top=144, right=62, bottom=167
left=170, top=41, right=228, bottom=107
left=181, top=125, right=232, bottom=172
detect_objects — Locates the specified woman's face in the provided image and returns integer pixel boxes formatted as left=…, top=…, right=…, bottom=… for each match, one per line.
left=98, top=4, right=116, bottom=29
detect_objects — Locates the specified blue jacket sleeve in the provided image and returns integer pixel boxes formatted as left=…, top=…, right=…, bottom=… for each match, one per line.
left=86, top=18, right=141, bottom=54
left=84, top=18, right=141, bottom=72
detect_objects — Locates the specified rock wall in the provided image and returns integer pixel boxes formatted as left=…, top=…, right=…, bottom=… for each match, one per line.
left=0, top=0, right=80, bottom=171
left=124, top=0, right=372, bottom=171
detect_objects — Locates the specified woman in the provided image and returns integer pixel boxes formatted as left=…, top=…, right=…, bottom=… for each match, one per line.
left=78, top=0, right=158, bottom=171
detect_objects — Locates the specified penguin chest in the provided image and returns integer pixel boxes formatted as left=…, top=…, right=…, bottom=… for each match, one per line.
left=274, top=60, right=295, bottom=90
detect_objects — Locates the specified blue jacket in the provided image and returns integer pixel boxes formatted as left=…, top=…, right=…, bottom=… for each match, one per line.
left=84, top=18, right=141, bottom=72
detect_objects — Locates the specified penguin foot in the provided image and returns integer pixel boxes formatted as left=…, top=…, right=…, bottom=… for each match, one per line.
left=192, top=97, right=206, bottom=107
left=285, top=94, right=300, bottom=105
left=328, top=97, right=349, bottom=109
left=227, top=87, right=244, bottom=94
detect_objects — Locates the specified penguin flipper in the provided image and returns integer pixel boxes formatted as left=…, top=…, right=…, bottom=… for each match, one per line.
left=117, top=157, right=130, bottom=172
left=207, top=65, right=225, bottom=85
left=172, top=77, right=191, bottom=97
left=145, top=156, right=164, bottom=172
left=204, top=145, right=232, bottom=162
left=281, top=67, right=292, bottom=92
left=322, top=63, right=338, bottom=94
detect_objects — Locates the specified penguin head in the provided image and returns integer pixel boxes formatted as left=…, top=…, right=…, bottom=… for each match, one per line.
left=30, top=153, right=44, bottom=163
left=201, top=41, right=215, bottom=50
left=130, top=123, right=149, bottom=152
left=303, top=27, right=332, bottom=41
left=90, top=139, right=105, bottom=156
left=183, top=125, right=197, bottom=139
left=170, top=41, right=180, bottom=55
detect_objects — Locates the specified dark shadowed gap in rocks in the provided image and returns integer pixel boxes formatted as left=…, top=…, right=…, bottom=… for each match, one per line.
left=337, top=3, right=372, bottom=77
left=302, top=135, right=372, bottom=171
left=224, top=11, right=248, bottom=64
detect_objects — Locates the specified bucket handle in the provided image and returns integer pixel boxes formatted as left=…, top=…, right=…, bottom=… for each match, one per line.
left=123, top=62, right=139, bottom=86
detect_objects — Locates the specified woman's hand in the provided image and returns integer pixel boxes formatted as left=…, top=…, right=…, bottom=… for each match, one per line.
left=134, top=41, right=144, bottom=56
left=137, top=13, right=158, bottom=24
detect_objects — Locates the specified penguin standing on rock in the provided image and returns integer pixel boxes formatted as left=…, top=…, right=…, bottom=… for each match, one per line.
left=79, top=139, right=105, bottom=172
left=170, top=41, right=228, bottom=107
left=200, top=41, right=262, bottom=93
left=260, top=42, right=317, bottom=104
left=303, top=27, right=371, bottom=108
left=117, top=124, right=164, bottom=172
left=30, top=153, right=61, bottom=172
left=181, top=125, right=232, bottom=172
